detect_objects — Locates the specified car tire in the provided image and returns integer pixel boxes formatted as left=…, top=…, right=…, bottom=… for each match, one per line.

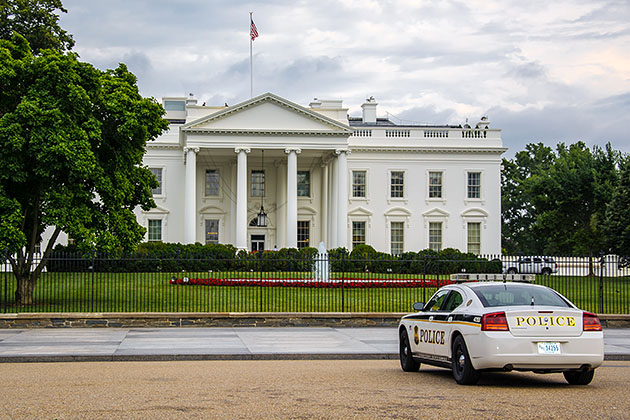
left=452, top=335, right=480, bottom=385
left=507, top=268, right=517, bottom=274
left=541, top=268, right=552, bottom=275
left=399, top=329, right=420, bottom=372
left=563, top=369, right=595, bottom=385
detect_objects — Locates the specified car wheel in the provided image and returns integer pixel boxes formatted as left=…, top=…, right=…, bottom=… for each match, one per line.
left=563, top=369, right=595, bottom=385
left=507, top=268, right=517, bottom=274
left=541, top=268, right=552, bottom=275
left=399, top=329, right=420, bottom=372
left=452, top=335, right=480, bottom=385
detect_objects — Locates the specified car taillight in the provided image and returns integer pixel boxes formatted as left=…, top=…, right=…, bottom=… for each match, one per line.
left=583, top=312, right=602, bottom=331
left=482, top=312, right=509, bottom=331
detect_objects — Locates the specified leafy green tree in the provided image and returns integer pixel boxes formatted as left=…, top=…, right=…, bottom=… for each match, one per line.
left=0, top=0, right=74, bottom=54
left=528, top=142, right=618, bottom=256
left=604, top=155, right=630, bottom=256
left=0, top=34, right=168, bottom=304
left=501, top=142, right=554, bottom=254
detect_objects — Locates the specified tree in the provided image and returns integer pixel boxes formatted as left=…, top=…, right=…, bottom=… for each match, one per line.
left=530, top=142, right=618, bottom=256
left=501, top=143, right=554, bottom=254
left=0, top=34, right=168, bottom=304
left=604, top=155, right=630, bottom=256
left=0, top=0, right=74, bottom=54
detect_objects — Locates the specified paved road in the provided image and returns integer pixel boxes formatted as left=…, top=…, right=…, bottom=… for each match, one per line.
left=1, top=360, right=628, bottom=419
left=0, top=327, right=629, bottom=361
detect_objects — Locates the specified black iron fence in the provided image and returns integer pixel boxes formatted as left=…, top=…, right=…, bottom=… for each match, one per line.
left=2, top=253, right=629, bottom=314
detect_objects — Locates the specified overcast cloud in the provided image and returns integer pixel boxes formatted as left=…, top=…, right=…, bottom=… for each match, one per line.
left=58, top=0, right=630, bottom=156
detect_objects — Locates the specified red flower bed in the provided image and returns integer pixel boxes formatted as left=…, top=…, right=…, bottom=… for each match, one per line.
left=169, top=277, right=452, bottom=288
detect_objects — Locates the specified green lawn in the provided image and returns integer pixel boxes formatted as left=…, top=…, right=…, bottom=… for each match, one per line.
left=1, top=271, right=628, bottom=314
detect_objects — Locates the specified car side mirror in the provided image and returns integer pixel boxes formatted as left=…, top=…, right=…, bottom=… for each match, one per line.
left=412, top=302, right=424, bottom=311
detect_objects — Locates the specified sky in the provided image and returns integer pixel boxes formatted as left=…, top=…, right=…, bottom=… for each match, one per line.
left=58, top=0, right=630, bottom=156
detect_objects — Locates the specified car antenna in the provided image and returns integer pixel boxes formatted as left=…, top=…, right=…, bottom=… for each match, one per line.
left=531, top=296, right=535, bottom=306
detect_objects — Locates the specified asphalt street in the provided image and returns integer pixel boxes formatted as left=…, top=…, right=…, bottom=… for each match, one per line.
left=0, top=327, right=629, bottom=362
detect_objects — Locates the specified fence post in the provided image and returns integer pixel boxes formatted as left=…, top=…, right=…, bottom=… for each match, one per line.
left=341, top=252, right=346, bottom=313
left=90, top=251, right=95, bottom=313
left=422, top=258, right=426, bottom=304
left=599, top=255, right=606, bottom=314
left=259, top=251, right=263, bottom=312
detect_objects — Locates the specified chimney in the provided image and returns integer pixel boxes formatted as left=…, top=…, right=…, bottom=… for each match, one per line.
left=476, top=116, right=490, bottom=130
left=186, top=93, right=198, bottom=107
left=361, top=96, right=377, bottom=123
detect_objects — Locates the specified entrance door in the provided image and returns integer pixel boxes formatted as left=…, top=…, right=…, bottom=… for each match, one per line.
left=251, top=234, right=265, bottom=252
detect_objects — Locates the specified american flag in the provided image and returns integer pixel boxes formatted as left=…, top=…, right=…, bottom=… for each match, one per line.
left=250, top=18, right=259, bottom=41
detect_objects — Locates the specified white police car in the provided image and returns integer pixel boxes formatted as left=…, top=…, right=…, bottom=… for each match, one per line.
left=399, top=278, right=604, bottom=385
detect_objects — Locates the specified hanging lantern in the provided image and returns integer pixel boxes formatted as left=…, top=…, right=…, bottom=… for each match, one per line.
left=256, top=150, right=267, bottom=227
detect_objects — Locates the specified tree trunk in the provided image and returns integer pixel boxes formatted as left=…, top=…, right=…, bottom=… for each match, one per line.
left=15, top=272, right=36, bottom=305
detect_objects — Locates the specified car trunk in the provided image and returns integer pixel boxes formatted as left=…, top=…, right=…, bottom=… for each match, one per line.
left=506, top=307, right=583, bottom=337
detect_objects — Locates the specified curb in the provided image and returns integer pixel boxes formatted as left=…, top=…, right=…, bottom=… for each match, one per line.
left=0, top=353, right=627, bottom=363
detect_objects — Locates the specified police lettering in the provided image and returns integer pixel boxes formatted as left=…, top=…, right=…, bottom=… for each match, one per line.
left=419, top=329, right=445, bottom=345
left=515, top=316, right=576, bottom=327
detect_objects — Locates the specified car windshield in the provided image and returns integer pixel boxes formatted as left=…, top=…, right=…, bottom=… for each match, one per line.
left=472, top=284, right=571, bottom=308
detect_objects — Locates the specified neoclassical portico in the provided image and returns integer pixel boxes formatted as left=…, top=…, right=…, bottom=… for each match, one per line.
left=178, top=93, right=353, bottom=251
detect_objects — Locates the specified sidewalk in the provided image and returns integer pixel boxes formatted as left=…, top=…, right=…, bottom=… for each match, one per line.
left=1, top=327, right=629, bottom=362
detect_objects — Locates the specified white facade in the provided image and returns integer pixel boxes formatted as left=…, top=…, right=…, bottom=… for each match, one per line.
left=136, top=92, right=506, bottom=255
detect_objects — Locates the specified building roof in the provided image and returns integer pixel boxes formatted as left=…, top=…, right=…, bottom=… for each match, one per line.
left=348, top=116, right=460, bottom=129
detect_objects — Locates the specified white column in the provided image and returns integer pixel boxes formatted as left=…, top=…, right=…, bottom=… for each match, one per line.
left=285, top=148, right=301, bottom=248
left=320, top=162, right=328, bottom=246
left=230, top=161, right=237, bottom=244
left=275, top=161, right=286, bottom=248
left=235, top=147, right=250, bottom=250
left=336, top=149, right=349, bottom=249
left=184, top=147, right=199, bottom=244
left=329, top=158, right=337, bottom=247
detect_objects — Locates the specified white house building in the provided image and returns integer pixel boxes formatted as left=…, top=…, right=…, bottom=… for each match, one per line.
left=137, top=92, right=506, bottom=255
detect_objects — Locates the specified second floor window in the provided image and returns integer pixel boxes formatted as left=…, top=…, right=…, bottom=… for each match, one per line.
left=467, top=172, right=481, bottom=199
left=205, top=169, right=219, bottom=196
left=390, top=171, right=404, bottom=198
left=297, top=171, right=310, bottom=197
left=352, top=171, right=366, bottom=198
left=252, top=170, right=265, bottom=197
left=149, top=168, right=162, bottom=195
left=429, top=172, right=442, bottom=198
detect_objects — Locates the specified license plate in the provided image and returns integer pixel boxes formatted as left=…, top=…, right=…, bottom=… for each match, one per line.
left=537, top=342, right=561, bottom=354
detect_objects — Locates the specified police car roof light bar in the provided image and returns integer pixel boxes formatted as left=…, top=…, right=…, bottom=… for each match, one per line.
left=450, top=273, right=535, bottom=283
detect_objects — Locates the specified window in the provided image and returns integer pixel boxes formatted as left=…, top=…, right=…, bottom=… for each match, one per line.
left=467, top=222, right=481, bottom=254
left=252, top=170, right=265, bottom=197
left=297, top=171, right=310, bottom=197
left=163, top=100, right=185, bottom=111
left=429, top=222, right=442, bottom=252
left=391, top=221, right=404, bottom=255
left=425, top=289, right=450, bottom=312
left=205, top=219, right=219, bottom=244
left=443, top=291, right=464, bottom=312
left=297, top=221, right=310, bottom=249
left=467, top=172, right=481, bottom=199
left=148, top=219, right=162, bottom=242
left=429, top=171, right=442, bottom=198
left=352, top=221, right=366, bottom=248
left=390, top=171, right=404, bottom=198
left=149, top=168, right=162, bottom=195
left=205, top=170, right=219, bottom=197
left=352, top=171, right=366, bottom=198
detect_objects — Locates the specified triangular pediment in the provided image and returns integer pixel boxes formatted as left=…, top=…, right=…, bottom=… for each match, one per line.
left=348, top=206, right=373, bottom=217
left=423, top=208, right=450, bottom=218
left=182, top=93, right=352, bottom=135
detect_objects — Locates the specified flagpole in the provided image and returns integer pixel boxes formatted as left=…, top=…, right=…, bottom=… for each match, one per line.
left=249, top=11, right=253, bottom=98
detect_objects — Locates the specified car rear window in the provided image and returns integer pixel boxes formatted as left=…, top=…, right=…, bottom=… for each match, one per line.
left=472, top=285, right=571, bottom=308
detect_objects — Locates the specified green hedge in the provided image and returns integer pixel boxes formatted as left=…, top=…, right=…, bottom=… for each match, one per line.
left=46, top=243, right=501, bottom=275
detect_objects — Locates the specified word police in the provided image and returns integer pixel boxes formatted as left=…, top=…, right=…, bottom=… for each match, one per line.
left=417, top=328, right=445, bottom=345
left=515, top=316, right=576, bottom=327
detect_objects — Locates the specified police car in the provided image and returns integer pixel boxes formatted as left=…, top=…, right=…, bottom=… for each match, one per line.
left=399, top=277, right=604, bottom=385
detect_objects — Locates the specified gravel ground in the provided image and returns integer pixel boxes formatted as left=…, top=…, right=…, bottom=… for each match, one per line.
left=0, top=360, right=628, bottom=420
